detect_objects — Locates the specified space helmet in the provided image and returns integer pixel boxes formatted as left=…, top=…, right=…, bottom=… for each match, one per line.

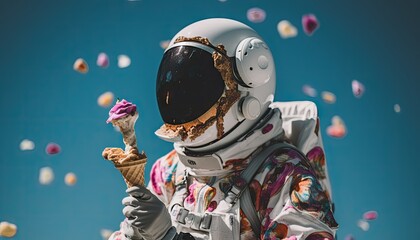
left=155, top=18, right=276, bottom=154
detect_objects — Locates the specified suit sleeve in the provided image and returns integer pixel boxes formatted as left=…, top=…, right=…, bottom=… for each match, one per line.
left=241, top=148, right=338, bottom=239
left=259, top=150, right=338, bottom=239
left=147, top=150, right=179, bottom=206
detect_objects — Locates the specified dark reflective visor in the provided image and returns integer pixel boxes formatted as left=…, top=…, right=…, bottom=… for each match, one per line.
left=156, top=45, right=225, bottom=125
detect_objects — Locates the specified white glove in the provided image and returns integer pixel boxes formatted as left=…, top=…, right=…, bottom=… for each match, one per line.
left=121, top=218, right=143, bottom=240
left=122, top=186, right=176, bottom=240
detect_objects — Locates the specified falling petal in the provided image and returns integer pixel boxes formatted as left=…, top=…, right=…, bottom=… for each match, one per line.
left=331, top=115, right=344, bottom=126
left=46, top=142, right=61, bottom=155
left=118, top=55, right=131, bottom=68
left=352, top=80, right=365, bottom=98
left=327, top=125, right=346, bottom=138
left=97, top=52, right=109, bottom=68
left=247, top=8, right=266, bottom=23
left=363, top=210, right=378, bottom=220
left=39, top=167, right=54, bottom=185
left=98, top=92, right=115, bottom=108
left=322, top=91, right=336, bottom=104
left=302, top=84, right=317, bottom=97
left=302, top=14, right=320, bottom=36
left=344, top=235, right=354, bottom=240
left=73, top=58, right=89, bottom=73
left=65, top=172, right=77, bottom=186
left=0, top=222, right=17, bottom=238
left=277, top=20, right=298, bottom=39
left=20, top=139, right=35, bottom=151
left=100, top=229, right=113, bottom=240
left=160, top=40, right=170, bottom=50
left=287, top=236, right=297, bottom=240
left=357, top=219, right=370, bottom=231
left=327, top=116, right=346, bottom=138
left=394, top=104, right=401, bottom=113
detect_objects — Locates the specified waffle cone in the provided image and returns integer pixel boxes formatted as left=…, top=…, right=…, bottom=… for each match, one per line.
left=114, top=158, right=147, bottom=188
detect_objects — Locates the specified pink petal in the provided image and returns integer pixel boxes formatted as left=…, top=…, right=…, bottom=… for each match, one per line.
left=97, top=52, right=109, bottom=68
left=247, top=8, right=266, bottom=23
left=352, top=80, right=365, bottom=98
left=46, top=142, right=61, bottom=155
left=326, top=125, right=346, bottom=138
left=344, top=235, right=354, bottom=240
left=302, top=84, right=317, bottom=97
left=302, top=14, right=320, bottom=36
left=363, top=210, right=378, bottom=220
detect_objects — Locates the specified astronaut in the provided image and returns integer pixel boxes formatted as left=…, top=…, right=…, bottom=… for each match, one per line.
left=109, top=18, right=338, bottom=240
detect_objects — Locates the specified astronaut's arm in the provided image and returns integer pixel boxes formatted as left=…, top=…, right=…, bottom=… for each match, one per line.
left=262, top=172, right=338, bottom=239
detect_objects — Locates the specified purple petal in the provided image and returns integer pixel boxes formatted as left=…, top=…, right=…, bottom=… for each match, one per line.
left=302, top=14, right=319, bottom=35
left=247, top=8, right=266, bottom=23
left=46, top=142, right=61, bottom=155
left=97, top=52, right=109, bottom=68
left=363, top=210, right=378, bottom=220
left=352, top=80, right=365, bottom=98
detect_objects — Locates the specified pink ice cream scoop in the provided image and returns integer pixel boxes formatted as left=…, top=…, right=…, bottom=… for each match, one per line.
left=106, top=99, right=137, bottom=123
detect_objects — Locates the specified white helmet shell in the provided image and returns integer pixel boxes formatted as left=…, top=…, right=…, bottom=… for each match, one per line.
left=155, top=18, right=276, bottom=153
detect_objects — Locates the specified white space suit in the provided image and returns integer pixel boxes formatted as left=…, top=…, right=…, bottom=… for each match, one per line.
left=109, top=18, right=338, bottom=240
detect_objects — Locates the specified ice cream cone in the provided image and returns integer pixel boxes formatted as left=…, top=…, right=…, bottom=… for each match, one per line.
left=102, top=147, right=147, bottom=187
left=115, top=158, right=147, bottom=187
left=103, top=99, right=148, bottom=188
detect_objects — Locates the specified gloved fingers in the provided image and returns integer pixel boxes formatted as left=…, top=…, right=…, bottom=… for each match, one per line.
left=126, top=185, right=152, bottom=199
left=122, top=205, right=136, bottom=219
left=120, top=218, right=143, bottom=239
left=122, top=199, right=174, bottom=240
left=123, top=205, right=148, bottom=219
left=122, top=196, right=141, bottom=207
left=126, top=216, right=148, bottom=230
left=123, top=207, right=152, bottom=231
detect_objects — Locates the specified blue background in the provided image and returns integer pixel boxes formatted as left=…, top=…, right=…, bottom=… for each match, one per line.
left=1, top=0, right=419, bottom=239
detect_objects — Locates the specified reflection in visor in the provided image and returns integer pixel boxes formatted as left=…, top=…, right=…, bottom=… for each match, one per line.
left=156, top=46, right=225, bottom=125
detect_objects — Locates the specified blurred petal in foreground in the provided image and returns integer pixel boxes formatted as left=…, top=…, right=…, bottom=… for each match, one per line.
left=302, top=14, right=320, bottom=36
left=0, top=222, right=17, bottom=238
left=65, top=172, right=77, bottom=186
left=277, top=20, right=298, bottom=39
left=118, top=55, right=131, bottom=68
left=73, top=58, right=89, bottom=73
left=98, top=92, right=115, bottom=108
left=247, top=8, right=266, bottom=23
left=20, top=139, right=35, bottom=151
left=39, top=167, right=54, bottom=185
left=352, top=80, right=365, bottom=98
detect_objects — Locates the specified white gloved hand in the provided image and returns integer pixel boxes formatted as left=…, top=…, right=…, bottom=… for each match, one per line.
left=122, top=186, right=175, bottom=240
left=120, top=218, right=143, bottom=240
